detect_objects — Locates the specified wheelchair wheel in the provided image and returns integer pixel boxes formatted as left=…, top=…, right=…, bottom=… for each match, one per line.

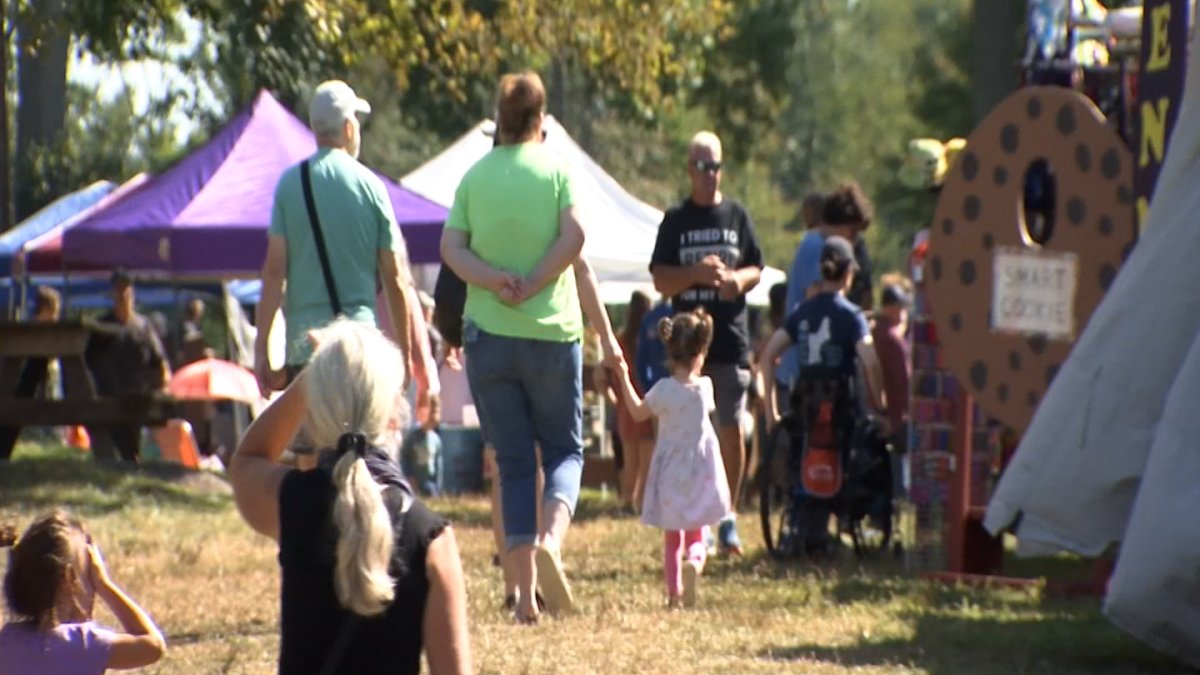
left=759, top=422, right=793, bottom=557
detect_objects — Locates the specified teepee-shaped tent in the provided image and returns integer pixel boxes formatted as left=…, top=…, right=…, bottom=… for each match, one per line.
left=984, top=14, right=1200, bottom=668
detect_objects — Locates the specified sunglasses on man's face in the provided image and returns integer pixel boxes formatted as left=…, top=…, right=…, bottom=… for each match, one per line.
left=693, top=159, right=722, bottom=174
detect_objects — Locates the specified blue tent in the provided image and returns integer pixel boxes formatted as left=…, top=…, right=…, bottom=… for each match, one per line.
left=0, top=181, right=116, bottom=277
left=1, top=276, right=261, bottom=318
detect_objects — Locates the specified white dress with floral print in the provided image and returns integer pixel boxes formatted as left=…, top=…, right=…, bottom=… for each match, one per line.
left=640, top=376, right=733, bottom=531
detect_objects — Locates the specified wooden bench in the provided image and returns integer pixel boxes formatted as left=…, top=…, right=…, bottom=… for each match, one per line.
left=0, top=321, right=175, bottom=458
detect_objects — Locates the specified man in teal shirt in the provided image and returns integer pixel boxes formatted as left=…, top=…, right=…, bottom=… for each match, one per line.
left=255, top=80, right=412, bottom=394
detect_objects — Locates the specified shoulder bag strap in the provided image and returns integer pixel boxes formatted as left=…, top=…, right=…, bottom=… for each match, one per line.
left=300, top=160, right=343, bottom=317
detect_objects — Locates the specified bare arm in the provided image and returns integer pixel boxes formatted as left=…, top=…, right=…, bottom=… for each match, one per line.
left=857, top=338, right=887, bottom=415
left=572, top=257, right=620, bottom=364
left=146, top=329, right=172, bottom=391
left=378, top=248, right=414, bottom=387
left=403, top=285, right=441, bottom=426
left=613, top=362, right=654, bottom=423
left=757, top=328, right=794, bottom=428
left=651, top=254, right=726, bottom=298
left=228, top=374, right=308, bottom=541
left=651, top=264, right=704, bottom=298
left=89, top=546, right=167, bottom=670
left=593, top=364, right=618, bottom=406
left=439, top=228, right=517, bottom=294
left=720, top=265, right=763, bottom=300
left=255, top=235, right=287, bottom=396
left=520, top=205, right=586, bottom=299
left=423, top=528, right=472, bottom=675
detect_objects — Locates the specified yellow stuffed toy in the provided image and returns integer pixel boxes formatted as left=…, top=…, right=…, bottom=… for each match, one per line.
left=898, top=137, right=967, bottom=190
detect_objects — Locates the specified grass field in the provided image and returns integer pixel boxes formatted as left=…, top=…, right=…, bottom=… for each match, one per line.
left=0, top=443, right=1185, bottom=674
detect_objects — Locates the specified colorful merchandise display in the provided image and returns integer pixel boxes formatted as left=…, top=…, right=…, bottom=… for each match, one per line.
left=906, top=262, right=1011, bottom=574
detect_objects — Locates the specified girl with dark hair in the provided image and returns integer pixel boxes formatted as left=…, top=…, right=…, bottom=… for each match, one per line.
left=821, top=181, right=876, bottom=310
left=0, top=512, right=166, bottom=674
left=611, top=309, right=732, bottom=608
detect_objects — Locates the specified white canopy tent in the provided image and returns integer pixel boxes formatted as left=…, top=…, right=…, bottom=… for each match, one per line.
left=400, top=117, right=784, bottom=305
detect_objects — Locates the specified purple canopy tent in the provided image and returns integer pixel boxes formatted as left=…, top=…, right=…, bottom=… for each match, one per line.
left=63, top=90, right=447, bottom=276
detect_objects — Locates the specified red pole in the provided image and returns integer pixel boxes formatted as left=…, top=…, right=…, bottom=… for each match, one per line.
left=948, top=389, right=973, bottom=573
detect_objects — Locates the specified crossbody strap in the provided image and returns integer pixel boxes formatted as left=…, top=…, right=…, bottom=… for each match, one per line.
left=300, top=160, right=343, bottom=317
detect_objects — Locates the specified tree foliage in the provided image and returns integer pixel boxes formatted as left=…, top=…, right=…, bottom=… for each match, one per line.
left=691, top=0, right=794, bottom=165
left=6, top=0, right=977, bottom=294
left=761, top=0, right=972, bottom=275
left=22, top=84, right=195, bottom=211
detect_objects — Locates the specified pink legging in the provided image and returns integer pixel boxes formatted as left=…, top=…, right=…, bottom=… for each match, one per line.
left=663, top=528, right=708, bottom=597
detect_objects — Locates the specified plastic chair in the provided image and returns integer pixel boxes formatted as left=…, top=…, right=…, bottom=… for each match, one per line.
left=154, top=419, right=201, bottom=469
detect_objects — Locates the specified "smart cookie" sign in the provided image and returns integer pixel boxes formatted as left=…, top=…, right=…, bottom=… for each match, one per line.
left=991, top=247, right=1078, bottom=340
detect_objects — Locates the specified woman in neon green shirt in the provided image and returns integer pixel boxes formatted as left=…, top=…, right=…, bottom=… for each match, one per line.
left=441, top=71, right=619, bottom=623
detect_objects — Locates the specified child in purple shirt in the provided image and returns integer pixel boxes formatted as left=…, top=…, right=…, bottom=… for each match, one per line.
left=0, top=512, right=165, bottom=674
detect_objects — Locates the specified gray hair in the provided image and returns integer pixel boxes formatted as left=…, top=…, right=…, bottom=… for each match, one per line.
left=304, top=318, right=408, bottom=616
left=689, top=131, right=723, bottom=159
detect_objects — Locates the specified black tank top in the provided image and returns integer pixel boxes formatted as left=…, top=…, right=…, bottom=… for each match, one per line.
left=277, top=465, right=447, bottom=675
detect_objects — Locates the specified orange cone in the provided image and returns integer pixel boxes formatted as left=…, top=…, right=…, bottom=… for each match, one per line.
left=154, top=420, right=201, bottom=469
left=66, top=425, right=91, bottom=452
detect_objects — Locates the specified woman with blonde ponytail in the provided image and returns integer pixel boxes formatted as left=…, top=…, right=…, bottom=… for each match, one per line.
left=230, top=319, right=471, bottom=675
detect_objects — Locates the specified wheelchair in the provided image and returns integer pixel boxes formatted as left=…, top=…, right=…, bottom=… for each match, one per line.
left=759, top=372, right=894, bottom=560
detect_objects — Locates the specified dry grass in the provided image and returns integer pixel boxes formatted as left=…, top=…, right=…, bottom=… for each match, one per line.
left=0, top=443, right=1184, bottom=674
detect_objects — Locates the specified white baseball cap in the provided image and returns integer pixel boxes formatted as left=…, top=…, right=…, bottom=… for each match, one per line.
left=309, top=80, right=371, bottom=136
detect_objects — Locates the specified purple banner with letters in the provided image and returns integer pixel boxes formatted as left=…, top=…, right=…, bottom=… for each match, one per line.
left=1134, top=0, right=1191, bottom=232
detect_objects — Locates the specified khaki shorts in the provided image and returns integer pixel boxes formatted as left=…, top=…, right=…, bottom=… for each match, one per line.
left=703, top=362, right=752, bottom=428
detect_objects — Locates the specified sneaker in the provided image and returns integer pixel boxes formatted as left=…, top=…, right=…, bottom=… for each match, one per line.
left=535, top=545, right=574, bottom=616
left=682, top=560, right=700, bottom=608
left=717, top=519, right=744, bottom=556
left=704, top=527, right=718, bottom=557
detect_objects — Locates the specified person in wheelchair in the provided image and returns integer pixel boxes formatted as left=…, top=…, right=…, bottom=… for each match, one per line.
left=758, top=236, right=887, bottom=556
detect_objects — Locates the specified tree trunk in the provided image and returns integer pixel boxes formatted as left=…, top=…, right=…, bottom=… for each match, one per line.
left=15, top=0, right=69, bottom=221
left=550, top=56, right=567, bottom=126
left=578, top=74, right=594, bottom=154
left=0, top=20, right=11, bottom=232
left=971, top=0, right=1023, bottom=123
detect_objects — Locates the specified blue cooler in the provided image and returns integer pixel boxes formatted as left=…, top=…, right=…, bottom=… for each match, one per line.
left=437, top=426, right=484, bottom=495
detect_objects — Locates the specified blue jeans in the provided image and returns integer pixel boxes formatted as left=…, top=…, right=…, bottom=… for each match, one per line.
left=464, top=323, right=583, bottom=550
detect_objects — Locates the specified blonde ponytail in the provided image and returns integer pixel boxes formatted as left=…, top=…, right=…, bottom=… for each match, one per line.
left=303, top=318, right=409, bottom=617
left=332, top=451, right=395, bottom=616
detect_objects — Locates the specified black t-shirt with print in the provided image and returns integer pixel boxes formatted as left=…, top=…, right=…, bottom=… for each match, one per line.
left=650, top=198, right=764, bottom=367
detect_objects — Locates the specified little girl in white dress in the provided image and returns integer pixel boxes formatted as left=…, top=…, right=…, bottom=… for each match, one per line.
left=614, top=308, right=731, bottom=607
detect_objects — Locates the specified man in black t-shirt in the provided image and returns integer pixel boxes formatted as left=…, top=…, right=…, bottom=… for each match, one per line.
left=650, top=131, right=764, bottom=555
left=84, top=270, right=171, bottom=462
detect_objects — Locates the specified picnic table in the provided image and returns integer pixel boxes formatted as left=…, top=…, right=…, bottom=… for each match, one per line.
left=0, top=320, right=175, bottom=459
